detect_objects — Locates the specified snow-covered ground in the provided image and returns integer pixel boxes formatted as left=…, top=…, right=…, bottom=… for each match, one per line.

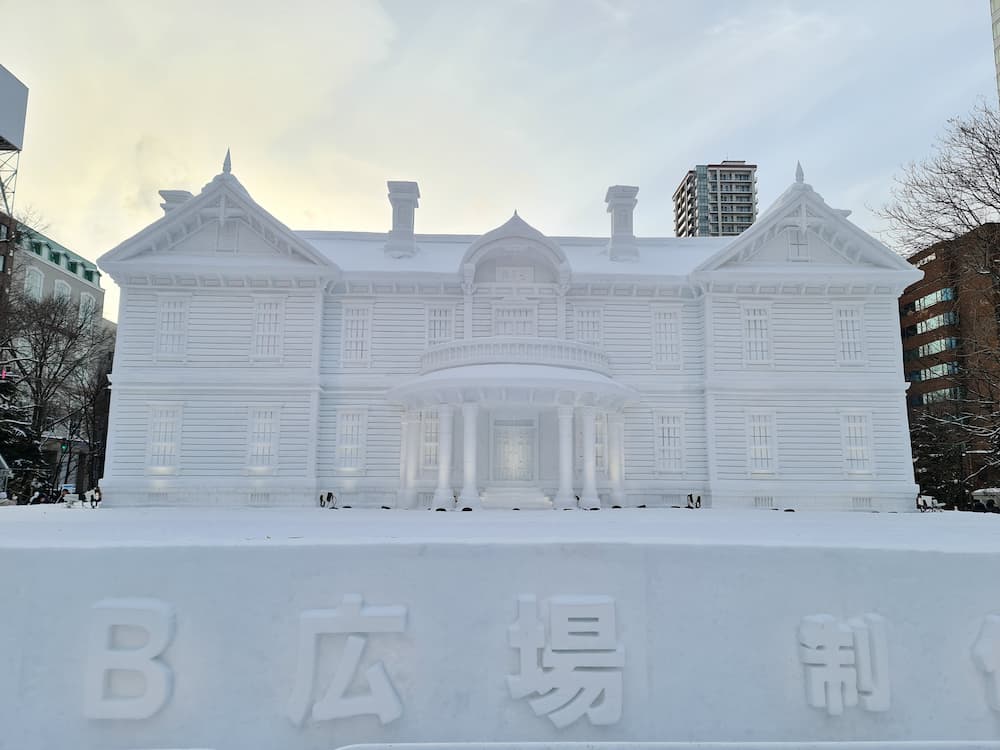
left=2, top=507, right=1000, bottom=748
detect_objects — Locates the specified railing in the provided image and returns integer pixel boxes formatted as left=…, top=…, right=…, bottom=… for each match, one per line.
left=420, top=337, right=610, bottom=376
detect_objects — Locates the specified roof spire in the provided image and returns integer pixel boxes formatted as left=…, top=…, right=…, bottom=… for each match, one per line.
left=795, top=161, right=804, bottom=184
left=223, top=148, right=232, bottom=175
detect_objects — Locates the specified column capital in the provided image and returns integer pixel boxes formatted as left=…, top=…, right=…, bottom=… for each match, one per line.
left=557, top=405, right=575, bottom=420
left=437, top=403, right=455, bottom=417
left=579, top=405, right=597, bottom=418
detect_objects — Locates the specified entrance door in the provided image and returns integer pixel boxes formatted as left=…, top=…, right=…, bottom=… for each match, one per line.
left=492, top=418, right=537, bottom=482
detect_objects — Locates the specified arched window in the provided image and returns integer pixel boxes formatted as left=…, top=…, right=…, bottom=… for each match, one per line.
left=79, top=292, right=97, bottom=323
left=54, top=280, right=71, bottom=302
left=24, top=267, right=43, bottom=300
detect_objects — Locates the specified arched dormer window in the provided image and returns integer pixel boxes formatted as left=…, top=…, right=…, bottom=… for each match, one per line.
left=24, top=267, right=43, bottom=300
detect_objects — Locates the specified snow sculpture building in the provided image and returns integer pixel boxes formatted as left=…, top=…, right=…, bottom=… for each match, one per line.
left=98, top=158, right=921, bottom=511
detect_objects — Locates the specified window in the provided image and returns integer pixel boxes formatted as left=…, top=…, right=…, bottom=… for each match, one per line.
left=903, top=337, right=959, bottom=361
left=253, top=298, right=284, bottom=359
left=426, top=306, right=454, bottom=347
left=747, top=412, right=776, bottom=474
left=907, top=361, right=960, bottom=383
left=247, top=407, right=278, bottom=469
left=902, top=287, right=954, bottom=314
left=835, top=306, right=864, bottom=363
left=24, top=267, right=43, bottom=300
left=787, top=228, right=808, bottom=261
left=904, top=311, right=958, bottom=337
left=654, top=412, right=684, bottom=473
left=920, top=387, right=963, bottom=404
left=48, top=250, right=61, bottom=265
left=421, top=411, right=439, bottom=471
left=493, top=305, right=536, bottom=337
left=842, top=413, right=872, bottom=474
left=156, top=297, right=189, bottom=359
left=83, top=270, right=94, bottom=282
left=652, top=307, right=681, bottom=367
left=79, top=293, right=96, bottom=324
left=574, top=307, right=602, bottom=347
left=742, top=304, right=772, bottom=364
left=147, top=405, right=181, bottom=470
left=337, top=410, right=367, bottom=471
left=53, top=280, right=71, bottom=302
left=342, top=304, right=372, bottom=364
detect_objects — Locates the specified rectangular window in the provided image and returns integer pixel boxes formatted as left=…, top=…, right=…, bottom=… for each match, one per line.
left=342, top=305, right=372, bottom=364
left=248, top=407, right=278, bottom=468
left=426, top=306, right=454, bottom=347
left=842, top=413, right=872, bottom=474
left=253, top=298, right=284, bottom=359
left=493, top=305, right=536, bottom=337
left=574, top=307, right=602, bottom=347
left=654, top=412, right=684, bottom=473
left=742, top=305, right=771, bottom=364
left=421, top=412, right=439, bottom=471
left=835, top=306, right=864, bottom=363
left=148, top=405, right=181, bottom=470
left=337, top=410, right=367, bottom=471
left=156, top=297, right=188, bottom=359
left=910, top=311, right=958, bottom=336
left=747, top=412, right=776, bottom=474
left=652, top=308, right=681, bottom=367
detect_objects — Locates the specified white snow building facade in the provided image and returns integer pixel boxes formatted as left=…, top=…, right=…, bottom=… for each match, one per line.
left=98, top=161, right=921, bottom=511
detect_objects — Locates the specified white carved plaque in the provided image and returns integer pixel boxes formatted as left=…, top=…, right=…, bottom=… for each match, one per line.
left=84, top=598, right=175, bottom=720
left=287, top=594, right=407, bottom=727
left=507, top=594, right=624, bottom=728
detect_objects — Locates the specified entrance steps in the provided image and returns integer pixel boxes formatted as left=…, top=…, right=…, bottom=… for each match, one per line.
left=480, top=486, right=551, bottom=510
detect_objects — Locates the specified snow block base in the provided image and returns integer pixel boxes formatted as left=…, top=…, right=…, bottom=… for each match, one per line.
left=2, top=507, right=1000, bottom=750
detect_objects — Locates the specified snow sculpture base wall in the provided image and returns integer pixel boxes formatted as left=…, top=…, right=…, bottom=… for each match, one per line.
left=3, top=507, right=1000, bottom=750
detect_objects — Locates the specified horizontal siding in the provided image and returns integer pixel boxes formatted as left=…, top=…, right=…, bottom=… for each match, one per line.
left=712, top=394, right=911, bottom=481
left=107, top=392, right=312, bottom=478
left=117, top=286, right=319, bottom=369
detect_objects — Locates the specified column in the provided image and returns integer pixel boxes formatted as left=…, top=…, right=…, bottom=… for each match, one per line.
left=554, top=406, right=575, bottom=509
left=459, top=402, right=480, bottom=509
left=580, top=406, right=600, bottom=510
left=608, top=411, right=625, bottom=507
left=398, top=410, right=420, bottom=509
left=432, top=405, right=455, bottom=510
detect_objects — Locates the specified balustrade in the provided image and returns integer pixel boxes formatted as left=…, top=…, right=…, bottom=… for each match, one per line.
left=420, top=337, right=610, bottom=376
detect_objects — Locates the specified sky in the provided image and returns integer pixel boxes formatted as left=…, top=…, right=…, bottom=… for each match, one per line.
left=4, top=0, right=997, bottom=322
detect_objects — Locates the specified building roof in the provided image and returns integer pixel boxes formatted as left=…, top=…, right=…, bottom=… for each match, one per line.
left=18, top=224, right=103, bottom=287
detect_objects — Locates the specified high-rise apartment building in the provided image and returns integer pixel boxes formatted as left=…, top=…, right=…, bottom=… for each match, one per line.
left=993, top=0, right=1000, bottom=101
left=673, top=160, right=758, bottom=238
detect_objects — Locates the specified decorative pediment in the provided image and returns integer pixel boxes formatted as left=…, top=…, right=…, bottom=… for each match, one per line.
left=461, top=212, right=571, bottom=285
left=695, top=166, right=917, bottom=276
left=99, top=155, right=337, bottom=275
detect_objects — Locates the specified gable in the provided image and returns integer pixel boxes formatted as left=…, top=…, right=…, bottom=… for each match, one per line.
left=695, top=173, right=918, bottom=278
left=99, top=169, right=336, bottom=275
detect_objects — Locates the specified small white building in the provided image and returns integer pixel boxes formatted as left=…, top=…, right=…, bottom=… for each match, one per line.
left=98, top=158, right=921, bottom=511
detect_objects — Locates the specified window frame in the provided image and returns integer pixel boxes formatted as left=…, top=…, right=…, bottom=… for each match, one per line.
left=740, top=301, right=773, bottom=366
left=146, top=403, right=182, bottom=474
left=746, top=410, right=778, bottom=476
left=833, top=303, right=866, bottom=366
left=492, top=302, right=538, bottom=337
left=247, top=405, right=280, bottom=473
left=653, top=410, right=685, bottom=474
left=336, top=408, right=368, bottom=473
left=841, top=411, right=874, bottom=476
left=425, top=304, right=455, bottom=348
left=154, top=294, right=191, bottom=362
left=651, top=304, right=683, bottom=369
left=24, top=267, right=43, bottom=300
left=251, top=295, right=285, bottom=362
left=341, top=303, right=373, bottom=366
left=573, top=305, right=603, bottom=348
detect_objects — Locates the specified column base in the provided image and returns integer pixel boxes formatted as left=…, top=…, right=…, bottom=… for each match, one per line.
left=579, top=492, right=601, bottom=511
left=458, top=490, right=481, bottom=511
left=432, top=490, right=454, bottom=511
left=553, top=492, right=577, bottom=510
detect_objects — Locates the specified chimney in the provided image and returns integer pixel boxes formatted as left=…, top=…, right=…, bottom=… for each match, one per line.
left=385, top=180, right=420, bottom=259
left=605, top=185, right=639, bottom=262
left=158, top=190, right=193, bottom=215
